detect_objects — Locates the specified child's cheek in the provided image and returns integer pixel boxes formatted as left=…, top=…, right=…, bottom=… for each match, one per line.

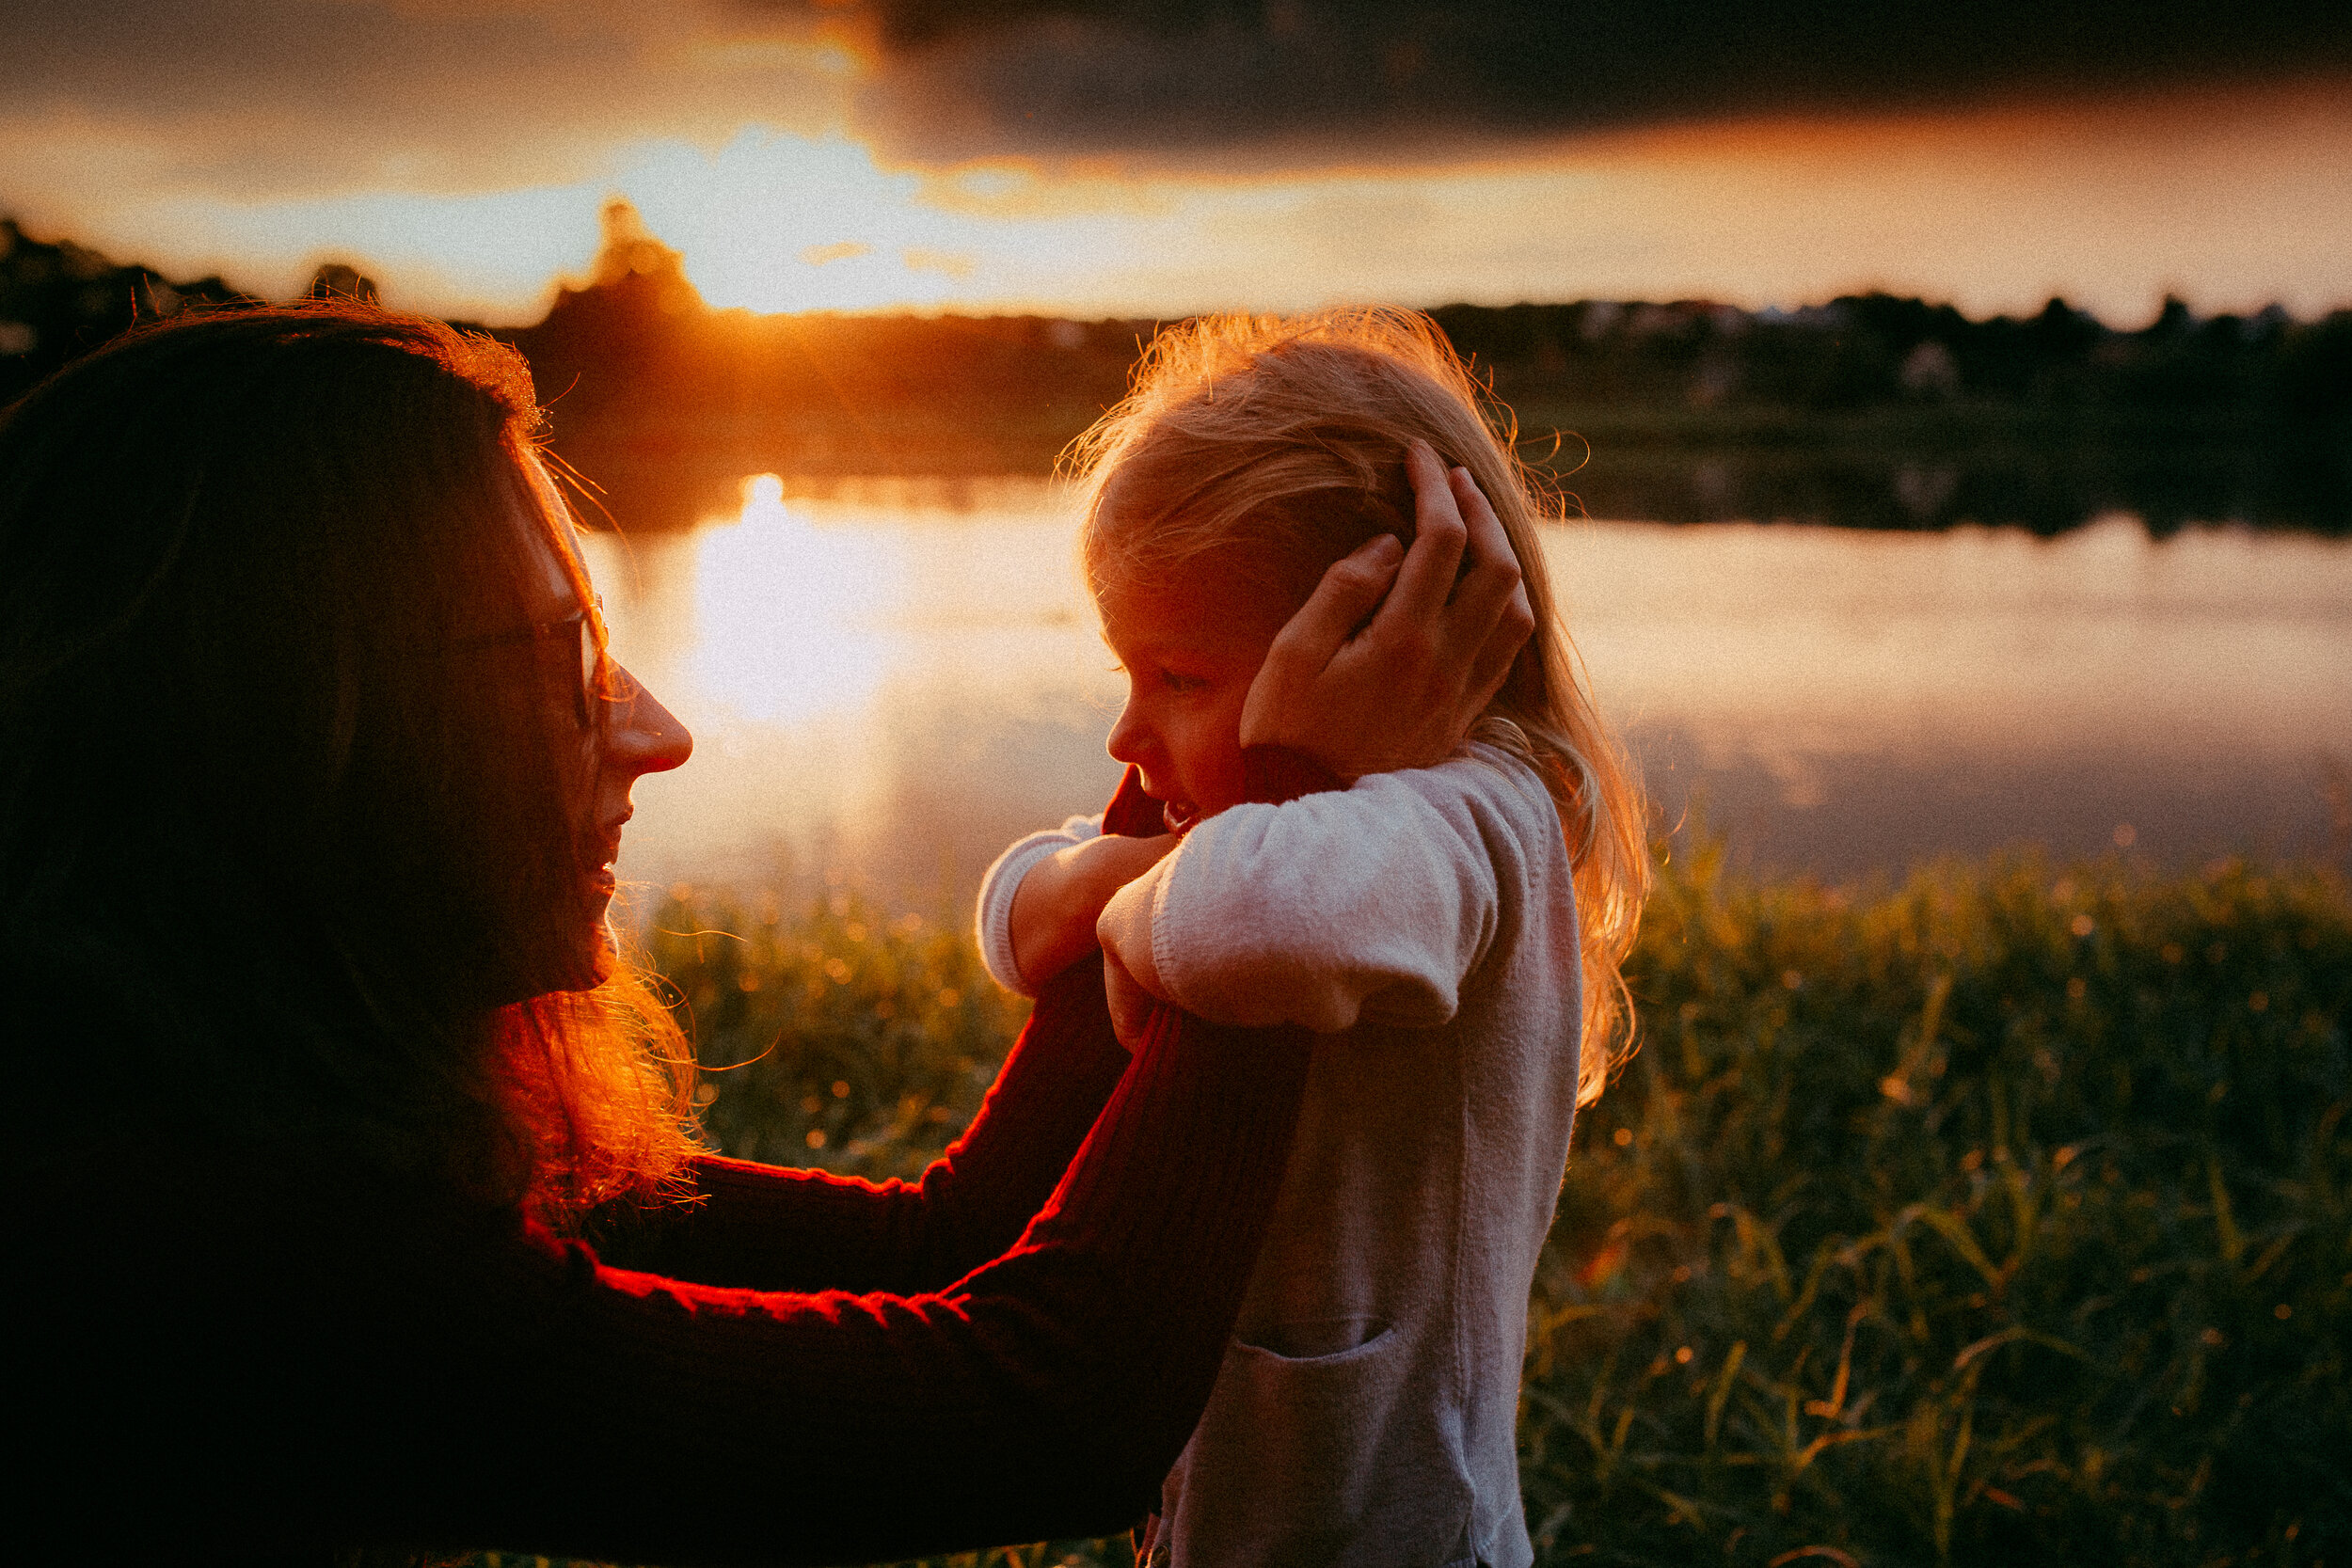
left=1207, top=688, right=1256, bottom=812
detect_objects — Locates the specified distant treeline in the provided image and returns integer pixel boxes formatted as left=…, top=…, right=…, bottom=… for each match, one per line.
left=5, top=211, right=2348, bottom=532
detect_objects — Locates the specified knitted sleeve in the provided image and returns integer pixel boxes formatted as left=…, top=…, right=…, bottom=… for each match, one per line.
left=588, top=954, right=1132, bottom=1295
left=481, top=1004, right=1318, bottom=1565
left=1098, top=745, right=1550, bottom=1034
left=974, top=814, right=1103, bottom=996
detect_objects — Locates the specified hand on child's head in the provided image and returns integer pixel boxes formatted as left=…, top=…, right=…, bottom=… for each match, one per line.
left=1238, top=443, right=1533, bottom=778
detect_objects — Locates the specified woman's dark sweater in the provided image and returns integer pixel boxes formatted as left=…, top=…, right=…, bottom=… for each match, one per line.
left=13, top=966, right=1309, bottom=1565
left=10, top=752, right=1334, bottom=1567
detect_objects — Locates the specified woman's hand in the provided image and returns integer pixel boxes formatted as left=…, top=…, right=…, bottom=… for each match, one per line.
left=1239, top=440, right=1534, bottom=779
left=1008, top=831, right=1177, bottom=989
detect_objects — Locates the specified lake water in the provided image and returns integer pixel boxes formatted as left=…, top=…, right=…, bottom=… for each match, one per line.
left=579, top=476, right=2352, bottom=917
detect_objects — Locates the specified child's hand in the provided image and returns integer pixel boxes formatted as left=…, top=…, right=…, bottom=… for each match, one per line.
left=1009, top=831, right=1177, bottom=989
left=1240, top=439, right=1534, bottom=778
left=1104, top=948, right=1159, bottom=1049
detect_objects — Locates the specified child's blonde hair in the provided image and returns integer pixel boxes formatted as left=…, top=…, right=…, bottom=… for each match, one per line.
left=1068, top=307, right=1649, bottom=1106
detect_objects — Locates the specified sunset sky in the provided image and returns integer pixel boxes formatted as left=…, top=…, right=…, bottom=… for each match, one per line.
left=4, top=0, right=2348, bottom=325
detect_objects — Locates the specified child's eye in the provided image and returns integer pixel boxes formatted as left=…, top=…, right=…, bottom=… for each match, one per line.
left=1159, top=669, right=1207, bottom=693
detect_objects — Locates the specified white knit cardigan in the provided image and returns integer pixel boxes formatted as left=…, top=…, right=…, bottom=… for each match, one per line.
left=975, top=743, right=1582, bottom=1568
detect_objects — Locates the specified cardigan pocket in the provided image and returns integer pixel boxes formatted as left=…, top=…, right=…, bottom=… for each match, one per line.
left=1164, top=1319, right=1474, bottom=1566
left=1235, top=1313, right=1390, bottom=1359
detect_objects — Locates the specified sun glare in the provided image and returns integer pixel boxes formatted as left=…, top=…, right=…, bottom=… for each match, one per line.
left=687, top=474, right=899, bottom=727
left=618, top=131, right=987, bottom=314
left=581, top=79, right=2352, bottom=327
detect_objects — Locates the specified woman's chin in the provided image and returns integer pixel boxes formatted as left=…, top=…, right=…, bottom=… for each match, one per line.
left=573, top=916, right=620, bottom=989
left=527, top=913, right=618, bottom=1000
left=487, top=881, right=618, bottom=1003
left=574, top=876, right=620, bottom=982
left=579, top=936, right=619, bottom=990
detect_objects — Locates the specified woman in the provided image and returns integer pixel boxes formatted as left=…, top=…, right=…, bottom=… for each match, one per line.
left=1, top=303, right=1528, bottom=1565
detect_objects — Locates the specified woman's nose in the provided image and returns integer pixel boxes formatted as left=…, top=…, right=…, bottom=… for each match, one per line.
left=602, top=662, right=693, bottom=777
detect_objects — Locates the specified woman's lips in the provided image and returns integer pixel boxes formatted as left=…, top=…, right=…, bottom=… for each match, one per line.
left=585, top=816, right=628, bottom=894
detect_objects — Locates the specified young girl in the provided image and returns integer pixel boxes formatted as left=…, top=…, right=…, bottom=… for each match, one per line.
left=976, top=309, right=1648, bottom=1567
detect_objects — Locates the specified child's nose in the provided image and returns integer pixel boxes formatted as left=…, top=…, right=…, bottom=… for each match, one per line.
left=1104, top=701, right=1152, bottom=768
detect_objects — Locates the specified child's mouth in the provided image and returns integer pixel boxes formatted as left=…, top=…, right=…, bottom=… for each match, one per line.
left=1162, top=799, right=1200, bottom=836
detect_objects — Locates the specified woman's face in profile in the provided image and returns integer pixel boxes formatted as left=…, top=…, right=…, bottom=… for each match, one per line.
left=504, top=453, right=693, bottom=992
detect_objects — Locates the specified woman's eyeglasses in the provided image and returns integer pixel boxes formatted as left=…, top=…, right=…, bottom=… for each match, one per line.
left=455, top=599, right=611, bottom=732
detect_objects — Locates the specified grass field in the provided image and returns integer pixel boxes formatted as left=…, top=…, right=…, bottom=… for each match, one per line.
left=1518, top=844, right=2348, bottom=1566
left=492, top=846, right=2348, bottom=1568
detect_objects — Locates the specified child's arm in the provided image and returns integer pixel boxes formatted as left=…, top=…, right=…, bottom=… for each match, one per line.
left=1009, top=831, right=1176, bottom=990
left=1098, top=748, right=1559, bottom=1035
left=974, top=816, right=1097, bottom=995
left=975, top=815, right=1176, bottom=994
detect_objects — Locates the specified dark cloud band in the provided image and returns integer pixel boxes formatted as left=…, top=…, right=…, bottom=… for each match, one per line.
left=755, top=0, right=2352, bottom=158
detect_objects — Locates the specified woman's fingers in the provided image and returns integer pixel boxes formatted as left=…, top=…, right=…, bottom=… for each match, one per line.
left=1440, top=464, right=1534, bottom=705
left=1261, top=532, right=1404, bottom=673
left=1379, top=440, right=1470, bottom=626
left=1236, top=443, right=1535, bottom=777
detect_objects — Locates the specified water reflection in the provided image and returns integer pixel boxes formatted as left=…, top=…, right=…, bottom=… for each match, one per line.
left=687, top=475, right=901, bottom=725
left=580, top=477, right=1124, bottom=910
left=580, top=479, right=2352, bottom=916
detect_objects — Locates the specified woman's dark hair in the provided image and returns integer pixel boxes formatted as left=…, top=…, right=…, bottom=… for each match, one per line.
left=0, top=305, right=696, bottom=1217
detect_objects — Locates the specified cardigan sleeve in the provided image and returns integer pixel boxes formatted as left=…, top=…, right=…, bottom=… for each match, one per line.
left=1097, top=746, right=1552, bottom=1035
left=973, top=748, right=1345, bottom=1002
left=973, top=813, right=1104, bottom=996
left=590, top=954, right=1131, bottom=1295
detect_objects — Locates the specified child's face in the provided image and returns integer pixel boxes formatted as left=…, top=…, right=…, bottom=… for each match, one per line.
left=1096, top=565, right=1290, bottom=836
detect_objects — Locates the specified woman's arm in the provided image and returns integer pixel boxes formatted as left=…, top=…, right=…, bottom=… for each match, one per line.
left=589, top=953, right=1131, bottom=1295
left=599, top=765, right=1189, bottom=1295
left=19, top=1001, right=1313, bottom=1566
left=593, top=762, right=1289, bottom=1296
left=501, top=1007, right=1314, bottom=1565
